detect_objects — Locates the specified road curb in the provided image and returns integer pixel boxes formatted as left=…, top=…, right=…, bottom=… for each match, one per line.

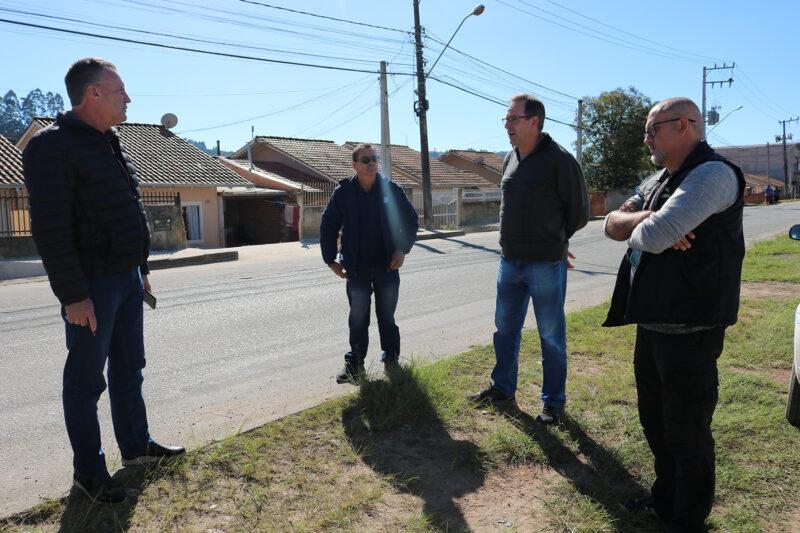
left=148, top=251, right=239, bottom=270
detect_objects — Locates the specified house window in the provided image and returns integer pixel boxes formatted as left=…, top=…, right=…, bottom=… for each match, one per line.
left=182, top=203, right=203, bottom=243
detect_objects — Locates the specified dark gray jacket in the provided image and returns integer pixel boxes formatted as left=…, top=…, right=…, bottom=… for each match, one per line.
left=499, top=133, right=589, bottom=261
left=23, top=112, right=150, bottom=305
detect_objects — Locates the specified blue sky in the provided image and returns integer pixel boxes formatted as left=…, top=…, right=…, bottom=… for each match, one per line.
left=1, top=0, right=797, bottom=155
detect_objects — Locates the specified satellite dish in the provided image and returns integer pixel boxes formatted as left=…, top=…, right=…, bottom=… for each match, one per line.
left=160, top=113, right=178, bottom=129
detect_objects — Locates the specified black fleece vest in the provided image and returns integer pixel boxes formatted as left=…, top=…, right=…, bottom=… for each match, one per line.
left=603, top=142, right=745, bottom=328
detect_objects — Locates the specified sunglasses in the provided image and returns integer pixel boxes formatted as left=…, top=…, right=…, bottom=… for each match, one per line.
left=357, top=155, right=380, bottom=164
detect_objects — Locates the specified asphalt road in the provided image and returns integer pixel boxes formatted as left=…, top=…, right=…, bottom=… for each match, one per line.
left=1, top=201, right=798, bottom=516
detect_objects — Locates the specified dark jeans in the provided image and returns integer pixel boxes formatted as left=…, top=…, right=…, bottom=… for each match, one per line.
left=62, top=268, right=152, bottom=477
left=345, top=267, right=400, bottom=364
left=634, top=325, right=725, bottom=533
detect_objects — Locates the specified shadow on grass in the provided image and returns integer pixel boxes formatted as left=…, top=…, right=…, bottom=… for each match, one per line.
left=499, top=407, right=665, bottom=533
left=342, top=365, right=487, bottom=532
left=3, top=465, right=177, bottom=533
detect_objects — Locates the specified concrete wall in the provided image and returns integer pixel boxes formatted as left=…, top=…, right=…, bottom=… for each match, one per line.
left=145, top=205, right=187, bottom=251
left=140, top=186, right=221, bottom=247
left=605, top=188, right=636, bottom=214
left=300, top=205, right=325, bottom=241
left=461, top=200, right=500, bottom=226
left=0, top=236, right=38, bottom=259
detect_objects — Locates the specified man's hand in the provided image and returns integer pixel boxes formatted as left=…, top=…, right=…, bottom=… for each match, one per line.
left=672, top=231, right=695, bottom=251
left=389, top=250, right=405, bottom=270
left=65, top=298, right=97, bottom=334
left=329, top=262, right=348, bottom=279
left=142, top=274, right=151, bottom=292
left=618, top=200, right=639, bottom=212
left=566, top=251, right=576, bottom=269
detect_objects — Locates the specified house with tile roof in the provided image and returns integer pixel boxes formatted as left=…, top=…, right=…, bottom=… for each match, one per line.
left=438, top=149, right=506, bottom=186
left=0, top=134, right=31, bottom=240
left=17, top=118, right=291, bottom=248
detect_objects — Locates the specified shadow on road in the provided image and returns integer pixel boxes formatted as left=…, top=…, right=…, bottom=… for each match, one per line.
left=342, top=365, right=487, bottom=532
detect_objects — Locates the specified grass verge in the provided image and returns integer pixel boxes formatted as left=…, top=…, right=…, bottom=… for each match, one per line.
left=2, top=235, right=799, bottom=532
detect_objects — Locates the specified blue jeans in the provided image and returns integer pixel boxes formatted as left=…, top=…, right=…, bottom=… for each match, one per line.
left=491, top=257, right=568, bottom=406
left=345, top=267, right=400, bottom=363
left=62, top=268, right=152, bottom=477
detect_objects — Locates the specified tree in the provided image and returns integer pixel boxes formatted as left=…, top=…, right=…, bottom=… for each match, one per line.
left=579, top=87, right=655, bottom=190
left=0, top=89, right=65, bottom=142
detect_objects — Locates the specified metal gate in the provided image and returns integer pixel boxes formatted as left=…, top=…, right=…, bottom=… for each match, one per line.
left=411, top=188, right=459, bottom=229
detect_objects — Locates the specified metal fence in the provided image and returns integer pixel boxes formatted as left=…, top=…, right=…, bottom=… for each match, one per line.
left=462, top=189, right=501, bottom=202
left=299, top=181, right=337, bottom=207
left=411, top=188, right=459, bottom=229
left=141, top=191, right=181, bottom=206
left=0, top=188, right=31, bottom=237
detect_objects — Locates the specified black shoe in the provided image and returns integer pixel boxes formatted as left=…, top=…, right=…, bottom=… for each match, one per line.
left=73, top=473, right=128, bottom=504
left=382, top=357, right=401, bottom=372
left=336, top=361, right=365, bottom=384
left=535, top=404, right=563, bottom=425
left=466, top=385, right=515, bottom=406
left=122, top=441, right=186, bottom=467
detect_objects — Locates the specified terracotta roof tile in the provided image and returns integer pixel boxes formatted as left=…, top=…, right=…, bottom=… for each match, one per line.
left=33, top=117, right=253, bottom=187
left=0, top=134, right=24, bottom=187
left=249, top=137, right=415, bottom=187
left=346, top=142, right=497, bottom=189
left=442, top=149, right=506, bottom=174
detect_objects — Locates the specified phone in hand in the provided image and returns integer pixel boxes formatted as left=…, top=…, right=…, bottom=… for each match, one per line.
left=143, top=288, right=157, bottom=309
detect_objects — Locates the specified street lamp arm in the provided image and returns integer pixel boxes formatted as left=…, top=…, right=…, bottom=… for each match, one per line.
left=707, top=105, right=743, bottom=136
left=425, top=4, right=484, bottom=79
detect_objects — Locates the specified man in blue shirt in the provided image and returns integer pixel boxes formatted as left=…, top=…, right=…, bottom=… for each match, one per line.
left=320, top=144, right=418, bottom=384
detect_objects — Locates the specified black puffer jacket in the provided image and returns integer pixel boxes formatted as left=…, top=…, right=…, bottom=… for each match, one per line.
left=23, top=112, right=150, bottom=305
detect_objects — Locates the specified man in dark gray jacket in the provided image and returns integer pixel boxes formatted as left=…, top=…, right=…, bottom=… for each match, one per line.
left=24, top=58, right=184, bottom=505
left=468, top=94, right=589, bottom=425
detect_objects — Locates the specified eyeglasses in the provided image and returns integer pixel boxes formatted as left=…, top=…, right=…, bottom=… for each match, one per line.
left=502, top=114, right=533, bottom=124
left=644, top=117, right=696, bottom=140
left=357, top=155, right=380, bottom=164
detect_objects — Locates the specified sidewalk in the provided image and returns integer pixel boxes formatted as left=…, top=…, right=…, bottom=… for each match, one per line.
left=0, top=229, right=467, bottom=281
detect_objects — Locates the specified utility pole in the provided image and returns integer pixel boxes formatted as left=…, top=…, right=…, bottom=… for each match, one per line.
left=413, top=0, right=433, bottom=229
left=777, top=117, right=799, bottom=190
left=379, top=61, right=392, bottom=180
left=766, top=142, right=770, bottom=191
left=576, top=99, right=583, bottom=165
left=701, top=63, right=734, bottom=141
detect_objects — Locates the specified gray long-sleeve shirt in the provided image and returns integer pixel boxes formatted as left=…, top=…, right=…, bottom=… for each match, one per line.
left=603, top=161, right=739, bottom=252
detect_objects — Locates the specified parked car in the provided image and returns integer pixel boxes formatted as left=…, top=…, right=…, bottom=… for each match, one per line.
left=785, top=224, right=800, bottom=426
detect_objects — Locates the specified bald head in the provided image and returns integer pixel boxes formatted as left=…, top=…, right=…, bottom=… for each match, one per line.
left=651, top=97, right=702, bottom=138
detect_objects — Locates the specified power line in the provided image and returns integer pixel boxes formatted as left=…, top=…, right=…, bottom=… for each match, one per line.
left=237, top=0, right=410, bottom=34
left=425, top=34, right=579, bottom=101
left=498, top=0, right=715, bottom=63
left=0, top=18, right=417, bottom=75
left=537, top=0, right=726, bottom=63
left=0, top=7, right=397, bottom=66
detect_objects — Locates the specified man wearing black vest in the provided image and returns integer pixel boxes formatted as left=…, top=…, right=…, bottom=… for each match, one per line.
left=467, top=94, right=589, bottom=425
left=24, top=58, right=184, bottom=505
left=603, top=97, right=745, bottom=532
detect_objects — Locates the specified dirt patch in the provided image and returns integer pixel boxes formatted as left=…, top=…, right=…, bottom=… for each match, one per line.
left=765, top=506, right=800, bottom=532
left=741, top=281, right=800, bottom=301
left=455, top=465, right=557, bottom=532
left=729, top=366, right=793, bottom=389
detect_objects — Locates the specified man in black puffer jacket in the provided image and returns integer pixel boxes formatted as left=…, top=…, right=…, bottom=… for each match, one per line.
left=23, top=58, right=184, bottom=505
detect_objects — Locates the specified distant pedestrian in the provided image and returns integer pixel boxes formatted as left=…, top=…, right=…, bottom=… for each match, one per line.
left=773, top=187, right=781, bottom=204
left=467, top=93, right=589, bottom=425
left=603, top=97, right=745, bottom=532
left=23, top=58, right=185, bottom=505
left=765, top=184, right=773, bottom=204
left=320, top=144, right=418, bottom=384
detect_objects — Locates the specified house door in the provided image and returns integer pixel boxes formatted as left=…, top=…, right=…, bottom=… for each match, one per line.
left=182, top=203, right=203, bottom=244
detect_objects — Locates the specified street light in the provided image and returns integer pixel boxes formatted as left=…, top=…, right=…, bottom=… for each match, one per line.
left=706, top=105, right=743, bottom=137
left=414, top=3, right=484, bottom=229
left=425, top=5, right=485, bottom=79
